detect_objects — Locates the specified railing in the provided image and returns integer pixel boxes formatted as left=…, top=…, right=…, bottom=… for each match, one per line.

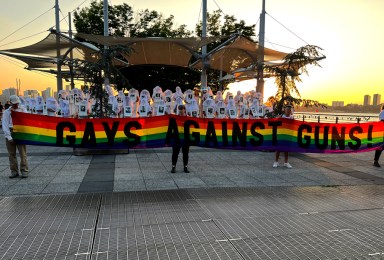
left=293, top=112, right=377, bottom=123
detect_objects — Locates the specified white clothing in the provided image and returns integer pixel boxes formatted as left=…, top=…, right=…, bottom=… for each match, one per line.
left=281, top=113, right=294, bottom=119
left=186, top=99, right=199, bottom=117
left=2, top=107, right=26, bottom=141
left=379, top=110, right=384, bottom=121
left=203, top=98, right=216, bottom=118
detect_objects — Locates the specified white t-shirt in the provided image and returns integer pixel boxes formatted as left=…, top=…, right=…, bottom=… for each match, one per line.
left=378, top=110, right=384, bottom=121
left=281, top=113, right=294, bottom=119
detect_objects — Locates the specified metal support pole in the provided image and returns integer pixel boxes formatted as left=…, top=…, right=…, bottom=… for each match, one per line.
left=103, top=0, right=110, bottom=85
left=256, top=0, right=265, bottom=95
left=68, top=12, right=75, bottom=90
left=200, top=0, right=207, bottom=89
left=55, top=0, right=63, bottom=91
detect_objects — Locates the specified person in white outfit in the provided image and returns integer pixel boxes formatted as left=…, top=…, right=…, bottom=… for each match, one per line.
left=2, top=95, right=29, bottom=178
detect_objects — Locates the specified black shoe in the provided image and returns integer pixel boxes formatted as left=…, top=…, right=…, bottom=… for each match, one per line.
left=184, top=166, right=190, bottom=173
left=171, top=166, right=176, bottom=173
left=374, top=161, right=381, bottom=167
left=9, top=173, right=19, bottom=179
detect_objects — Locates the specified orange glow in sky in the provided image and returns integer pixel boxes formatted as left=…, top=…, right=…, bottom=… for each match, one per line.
left=1, top=0, right=384, bottom=105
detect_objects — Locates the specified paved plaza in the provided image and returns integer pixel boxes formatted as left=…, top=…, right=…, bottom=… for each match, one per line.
left=1, top=128, right=384, bottom=259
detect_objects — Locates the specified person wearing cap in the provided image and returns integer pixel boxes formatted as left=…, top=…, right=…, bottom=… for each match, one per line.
left=2, top=95, right=29, bottom=178
left=171, top=104, right=190, bottom=173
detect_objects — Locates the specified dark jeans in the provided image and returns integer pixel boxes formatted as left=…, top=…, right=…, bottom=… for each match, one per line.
left=172, top=145, right=189, bottom=166
left=374, top=147, right=383, bottom=161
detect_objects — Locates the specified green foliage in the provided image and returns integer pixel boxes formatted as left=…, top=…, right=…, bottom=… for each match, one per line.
left=73, top=1, right=191, bottom=39
left=73, top=2, right=256, bottom=93
left=73, top=1, right=133, bottom=38
left=129, top=10, right=192, bottom=38
left=263, top=45, right=325, bottom=116
left=194, top=10, right=256, bottom=93
left=195, top=10, right=256, bottom=42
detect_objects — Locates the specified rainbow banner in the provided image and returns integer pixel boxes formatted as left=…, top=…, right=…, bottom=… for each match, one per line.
left=11, top=112, right=384, bottom=153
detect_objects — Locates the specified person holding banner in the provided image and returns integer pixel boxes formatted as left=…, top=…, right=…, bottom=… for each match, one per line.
left=373, top=105, right=384, bottom=167
left=273, top=105, right=294, bottom=168
left=171, top=105, right=190, bottom=173
left=2, top=95, right=29, bottom=178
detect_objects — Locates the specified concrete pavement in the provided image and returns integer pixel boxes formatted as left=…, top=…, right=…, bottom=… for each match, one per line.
left=1, top=127, right=384, bottom=196
left=1, top=127, right=384, bottom=259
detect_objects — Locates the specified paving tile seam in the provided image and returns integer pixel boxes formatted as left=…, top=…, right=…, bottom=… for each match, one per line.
left=0, top=152, right=74, bottom=157
left=205, top=218, right=247, bottom=259
left=210, top=226, right=381, bottom=247
left=195, top=206, right=384, bottom=223
left=78, top=155, right=115, bottom=193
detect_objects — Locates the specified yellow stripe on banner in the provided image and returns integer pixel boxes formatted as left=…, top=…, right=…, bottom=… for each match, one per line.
left=16, top=125, right=87, bottom=140
left=117, top=126, right=170, bottom=138
left=17, top=126, right=57, bottom=138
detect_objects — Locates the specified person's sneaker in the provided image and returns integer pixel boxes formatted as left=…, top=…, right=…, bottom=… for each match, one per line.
left=171, top=166, right=176, bottom=173
left=374, top=161, right=381, bottom=167
left=273, top=162, right=279, bottom=168
left=284, top=162, right=293, bottom=168
left=9, top=173, right=19, bottom=179
left=21, top=172, right=28, bottom=178
left=184, top=166, right=190, bottom=173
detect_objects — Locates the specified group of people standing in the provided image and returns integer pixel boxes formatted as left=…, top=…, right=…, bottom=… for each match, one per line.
left=13, top=85, right=273, bottom=120
left=2, top=87, right=384, bottom=178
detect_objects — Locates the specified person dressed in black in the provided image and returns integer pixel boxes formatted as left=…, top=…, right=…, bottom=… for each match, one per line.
left=373, top=105, right=384, bottom=167
left=0, top=102, right=3, bottom=122
left=171, top=105, right=190, bottom=173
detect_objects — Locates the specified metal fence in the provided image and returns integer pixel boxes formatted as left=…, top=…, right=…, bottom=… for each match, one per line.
left=294, top=112, right=377, bottom=123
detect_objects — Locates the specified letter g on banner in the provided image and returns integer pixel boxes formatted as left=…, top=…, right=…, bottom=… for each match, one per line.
left=56, top=121, right=76, bottom=146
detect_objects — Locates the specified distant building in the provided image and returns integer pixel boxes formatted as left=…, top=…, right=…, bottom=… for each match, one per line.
left=364, top=95, right=371, bottom=106
left=1, top=88, right=17, bottom=104
left=373, top=94, right=381, bottom=105
left=42, top=87, right=53, bottom=99
left=332, top=101, right=344, bottom=107
left=23, top=90, right=39, bottom=98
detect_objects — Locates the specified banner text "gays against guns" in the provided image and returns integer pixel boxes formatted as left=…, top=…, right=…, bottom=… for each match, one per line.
left=12, top=112, right=384, bottom=153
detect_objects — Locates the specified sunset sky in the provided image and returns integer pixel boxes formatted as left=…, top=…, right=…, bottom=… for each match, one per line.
left=0, top=0, right=383, bottom=105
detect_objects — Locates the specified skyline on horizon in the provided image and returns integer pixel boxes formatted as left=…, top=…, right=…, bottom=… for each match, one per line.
left=0, top=0, right=383, bottom=105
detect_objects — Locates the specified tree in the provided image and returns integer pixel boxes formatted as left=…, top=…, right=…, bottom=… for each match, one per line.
left=73, top=1, right=192, bottom=39
left=73, top=2, right=256, bottom=93
left=194, top=10, right=256, bottom=93
left=263, top=45, right=326, bottom=116
left=195, top=10, right=255, bottom=52
left=73, top=1, right=133, bottom=38
left=129, top=9, right=192, bottom=38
